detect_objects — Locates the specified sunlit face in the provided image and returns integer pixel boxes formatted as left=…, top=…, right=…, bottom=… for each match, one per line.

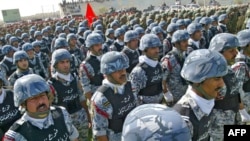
left=90, top=43, right=103, bottom=56
left=107, top=69, right=127, bottom=85
left=198, top=77, right=225, bottom=99
left=191, top=30, right=202, bottom=41
left=25, top=93, right=50, bottom=113
left=127, top=38, right=139, bottom=50
left=222, top=48, right=238, bottom=63
left=55, top=59, right=70, bottom=74
left=145, top=47, right=159, bottom=61
left=17, top=58, right=29, bottom=70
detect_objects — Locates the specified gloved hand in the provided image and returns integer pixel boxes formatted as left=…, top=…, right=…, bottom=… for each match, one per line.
left=163, top=91, right=174, bottom=103
left=239, top=109, right=250, bottom=122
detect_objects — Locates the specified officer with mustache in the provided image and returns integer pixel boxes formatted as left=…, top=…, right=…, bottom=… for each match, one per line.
left=3, top=74, right=79, bottom=141
left=173, top=49, right=228, bottom=141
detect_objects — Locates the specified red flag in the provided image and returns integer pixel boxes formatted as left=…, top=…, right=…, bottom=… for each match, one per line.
left=85, top=2, right=97, bottom=27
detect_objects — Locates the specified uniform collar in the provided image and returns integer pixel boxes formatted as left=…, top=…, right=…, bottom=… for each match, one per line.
left=22, top=108, right=54, bottom=130
left=102, top=78, right=125, bottom=94
left=139, top=55, right=158, bottom=67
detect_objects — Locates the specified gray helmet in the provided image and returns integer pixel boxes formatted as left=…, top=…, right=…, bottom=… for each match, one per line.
left=159, top=21, right=167, bottom=28
left=34, top=31, right=42, bottom=38
left=105, top=28, right=114, bottom=36
left=172, top=30, right=190, bottom=43
left=121, top=24, right=129, bottom=31
left=83, top=30, right=92, bottom=41
left=13, top=74, right=50, bottom=107
left=63, top=25, right=69, bottom=31
left=55, top=26, right=63, bottom=33
left=146, top=19, right=153, bottom=26
left=171, top=17, right=178, bottom=23
left=176, top=19, right=185, bottom=27
left=94, top=24, right=103, bottom=31
left=124, top=30, right=138, bottom=43
left=121, top=104, right=191, bottom=141
left=184, top=18, right=192, bottom=26
left=66, top=33, right=77, bottom=43
left=54, top=37, right=68, bottom=49
left=9, top=36, right=19, bottom=45
left=199, top=17, right=212, bottom=25
left=209, top=33, right=239, bottom=52
left=21, top=33, right=29, bottom=40
left=237, top=29, right=250, bottom=47
left=32, top=41, right=41, bottom=48
left=2, top=45, right=16, bottom=55
left=58, top=33, right=67, bottom=39
left=13, top=50, right=29, bottom=64
left=193, top=16, right=202, bottom=23
left=41, top=28, right=48, bottom=34
left=134, top=27, right=145, bottom=35
left=15, top=29, right=22, bottom=35
left=77, top=27, right=87, bottom=34
left=218, top=14, right=227, bottom=22
left=114, top=28, right=125, bottom=38
left=167, top=23, right=178, bottom=33
left=29, top=29, right=35, bottom=36
left=139, top=34, right=162, bottom=51
left=100, top=51, right=129, bottom=75
left=148, top=22, right=158, bottom=30
left=151, top=26, right=163, bottom=35
left=181, top=49, right=228, bottom=83
left=85, top=33, right=104, bottom=48
left=51, top=49, right=71, bottom=67
left=187, top=23, right=202, bottom=35
left=210, top=15, right=218, bottom=22
left=5, top=34, right=12, bottom=43
left=22, top=43, right=33, bottom=51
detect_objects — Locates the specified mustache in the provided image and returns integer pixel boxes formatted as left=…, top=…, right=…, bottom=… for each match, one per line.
left=37, top=104, right=47, bottom=110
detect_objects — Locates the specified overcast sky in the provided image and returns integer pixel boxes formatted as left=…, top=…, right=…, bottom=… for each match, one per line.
left=0, top=0, right=62, bottom=19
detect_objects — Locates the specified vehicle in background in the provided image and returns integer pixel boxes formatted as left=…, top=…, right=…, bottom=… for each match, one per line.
left=185, top=3, right=200, bottom=10
left=170, top=5, right=186, bottom=11
left=209, top=0, right=221, bottom=7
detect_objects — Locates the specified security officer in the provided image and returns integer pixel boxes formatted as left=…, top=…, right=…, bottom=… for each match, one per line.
left=161, top=30, right=189, bottom=105
left=208, top=33, right=250, bottom=141
left=199, top=17, right=213, bottom=49
left=79, top=33, right=104, bottom=101
left=8, top=51, right=33, bottom=86
left=235, top=29, right=250, bottom=113
left=20, top=33, right=30, bottom=47
left=67, top=33, right=84, bottom=62
left=9, top=36, right=20, bottom=50
left=218, top=14, right=229, bottom=33
left=34, top=31, right=50, bottom=55
left=3, top=74, right=79, bottom=141
left=174, top=49, right=228, bottom=141
left=32, top=41, right=50, bottom=76
left=186, top=23, right=203, bottom=56
left=129, top=34, right=163, bottom=104
left=22, top=43, right=48, bottom=79
left=0, top=71, right=21, bottom=139
left=53, top=37, right=80, bottom=76
left=122, top=104, right=191, bottom=141
left=103, top=28, right=115, bottom=54
left=48, top=49, right=90, bottom=140
left=91, top=51, right=137, bottom=141
left=110, top=28, right=125, bottom=52
left=0, top=45, right=17, bottom=81
left=151, top=26, right=167, bottom=60
left=209, top=15, right=220, bottom=38
left=121, top=30, right=140, bottom=75
left=163, top=23, right=179, bottom=54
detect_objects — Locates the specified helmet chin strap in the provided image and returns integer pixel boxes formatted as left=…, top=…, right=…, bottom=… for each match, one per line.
left=27, top=109, right=50, bottom=119
left=192, top=84, right=214, bottom=100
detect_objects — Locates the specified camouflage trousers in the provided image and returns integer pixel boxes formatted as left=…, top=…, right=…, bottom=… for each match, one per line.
left=209, top=109, right=236, bottom=141
left=70, top=108, right=89, bottom=141
left=242, top=92, right=250, bottom=113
